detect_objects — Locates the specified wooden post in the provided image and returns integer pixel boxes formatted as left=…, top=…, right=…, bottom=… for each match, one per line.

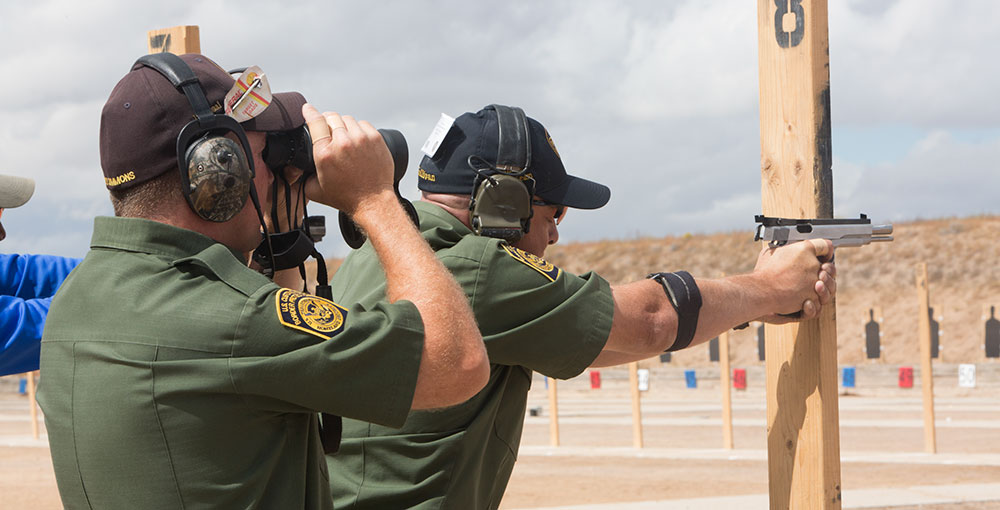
left=27, top=371, right=39, bottom=439
left=628, top=362, right=644, bottom=448
left=718, top=273, right=735, bottom=449
left=546, top=377, right=560, bottom=446
left=757, top=1, right=842, bottom=508
left=720, top=329, right=734, bottom=449
left=916, top=263, right=937, bottom=453
left=147, top=25, right=201, bottom=54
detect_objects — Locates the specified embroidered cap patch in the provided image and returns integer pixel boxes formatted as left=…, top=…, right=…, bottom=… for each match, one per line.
left=502, top=244, right=562, bottom=282
left=275, top=288, right=348, bottom=339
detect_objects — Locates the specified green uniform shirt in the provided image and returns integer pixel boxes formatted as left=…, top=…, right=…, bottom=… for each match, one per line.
left=327, top=201, right=614, bottom=510
left=38, top=217, right=425, bottom=510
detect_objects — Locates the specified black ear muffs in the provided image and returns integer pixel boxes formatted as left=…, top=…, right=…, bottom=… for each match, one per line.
left=470, top=174, right=532, bottom=242
left=136, top=53, right=255, bottom=222
left=469, top=104, right=534, bottom=242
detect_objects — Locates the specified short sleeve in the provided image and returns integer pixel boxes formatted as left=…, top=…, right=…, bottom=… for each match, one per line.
left=227, top=286, right=425, bottom=429
left=447, top=242, right=613, bottom=379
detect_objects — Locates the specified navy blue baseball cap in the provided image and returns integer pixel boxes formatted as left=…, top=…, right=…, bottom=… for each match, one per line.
left=417, top=106, right=610, bottom=209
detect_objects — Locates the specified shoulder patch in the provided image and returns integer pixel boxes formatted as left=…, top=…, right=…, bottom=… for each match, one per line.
left=501, top=244, right=562, bottom=282
left=275, top=288, right=349, bottom=340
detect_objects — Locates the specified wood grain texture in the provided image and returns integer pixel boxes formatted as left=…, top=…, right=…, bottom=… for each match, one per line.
left=719, top=274, right=735, bottom=449
left=147, top=26, right=201, bottom=55
left=916, top=263, right=937, bottom=453
left=27, top=371, right=38, bottom=440
left=628, top=362, right=643, bottom=448
left=758, top=0, right=842, bottom=507
left=547, top=377, right=560, bottom=447
left=719, top=329, right=734, bottom=449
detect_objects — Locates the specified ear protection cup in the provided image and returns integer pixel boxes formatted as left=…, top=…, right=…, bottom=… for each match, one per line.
left=469, top=104, right=535, bottom=241
left=181, top=134, right=253, bottom=222
left=135, top=53, right=255, bottom=222
left=470, top=173, right=533, bottom=242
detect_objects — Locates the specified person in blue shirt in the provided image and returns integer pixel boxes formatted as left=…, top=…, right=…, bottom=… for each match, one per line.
left=0, top=174, right=81, bottom=376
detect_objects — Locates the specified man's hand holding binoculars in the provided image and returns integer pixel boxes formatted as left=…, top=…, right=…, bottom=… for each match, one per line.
left=302, top=103, right=396, bottom=217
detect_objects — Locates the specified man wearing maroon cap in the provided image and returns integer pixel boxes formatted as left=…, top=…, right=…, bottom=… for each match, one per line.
left=37, top=54, right=489, bottom=509
left=326, top=105, right=838, bottom=509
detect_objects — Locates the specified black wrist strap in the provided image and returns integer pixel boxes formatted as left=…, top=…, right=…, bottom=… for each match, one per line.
left=647, top=271, right=702, bottom=352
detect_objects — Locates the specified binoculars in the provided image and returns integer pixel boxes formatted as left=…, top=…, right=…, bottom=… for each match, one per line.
left=262, top=125, right=419, bottom=249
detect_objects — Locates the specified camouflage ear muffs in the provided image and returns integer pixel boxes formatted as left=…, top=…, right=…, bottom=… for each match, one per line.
left=135, top=53, right=255, bottom=222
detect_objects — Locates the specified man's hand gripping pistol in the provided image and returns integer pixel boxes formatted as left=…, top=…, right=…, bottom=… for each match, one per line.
left=738, top=214, right=893, bottom=326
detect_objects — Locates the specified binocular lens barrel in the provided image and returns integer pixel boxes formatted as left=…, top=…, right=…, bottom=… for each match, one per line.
left=263, top=126, right=408, bottom=184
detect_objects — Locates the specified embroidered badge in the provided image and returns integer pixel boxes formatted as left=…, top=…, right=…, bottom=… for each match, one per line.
left=275, top=289, right=348, bottom=339
left=501, top=244, right=562, bottom=282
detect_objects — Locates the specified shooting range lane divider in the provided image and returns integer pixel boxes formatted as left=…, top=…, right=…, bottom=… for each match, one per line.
left=719, top=318, right=734, bottom=448
left=547, top=377, right=560, bottom=447
left=916, top=262, right=938, bottom=454
left=757, top=0, right=844, bottom=506
left=26, top=371, right=38, bottom=439
left=628, top=362, right=643, bottom=448
left=717, top=269, right=735, bottom=449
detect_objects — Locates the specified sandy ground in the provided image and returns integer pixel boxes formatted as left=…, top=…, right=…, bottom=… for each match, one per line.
left=499, top=368, right=1000, bottom=509
left=3, top=365, right=999, bottom=509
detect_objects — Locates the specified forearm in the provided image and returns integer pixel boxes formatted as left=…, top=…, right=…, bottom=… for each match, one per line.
left=594, top=242, right=832, bottom=366
left=690, top=275, right=774, bottom=343
left=599, top=275, right=772, bottom=363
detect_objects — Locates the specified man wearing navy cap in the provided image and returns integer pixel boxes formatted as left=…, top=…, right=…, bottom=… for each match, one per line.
left=326, top=105, right=837, bottom=509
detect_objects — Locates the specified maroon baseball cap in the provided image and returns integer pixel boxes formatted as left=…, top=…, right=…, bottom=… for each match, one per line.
left=100, top=53, right=306, bottom=190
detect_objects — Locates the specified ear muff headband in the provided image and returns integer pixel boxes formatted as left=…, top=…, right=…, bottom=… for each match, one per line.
left=134, top=53, right=255, bottom=222
left=493, top=104, right=531, bottom=175
left=470, top=104, right=535, bottom=241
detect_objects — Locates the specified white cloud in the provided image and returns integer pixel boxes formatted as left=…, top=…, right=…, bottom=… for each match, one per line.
left=0, top=0, right=995, bottom=259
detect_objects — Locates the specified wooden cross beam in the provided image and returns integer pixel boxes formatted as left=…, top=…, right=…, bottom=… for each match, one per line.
left=147, top=25, right=201, bottom=55
left=756, top=1, right=842, bottom=508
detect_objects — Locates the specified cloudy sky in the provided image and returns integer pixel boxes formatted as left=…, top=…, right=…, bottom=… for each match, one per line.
left=1, top=0, right=997, bottom=259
